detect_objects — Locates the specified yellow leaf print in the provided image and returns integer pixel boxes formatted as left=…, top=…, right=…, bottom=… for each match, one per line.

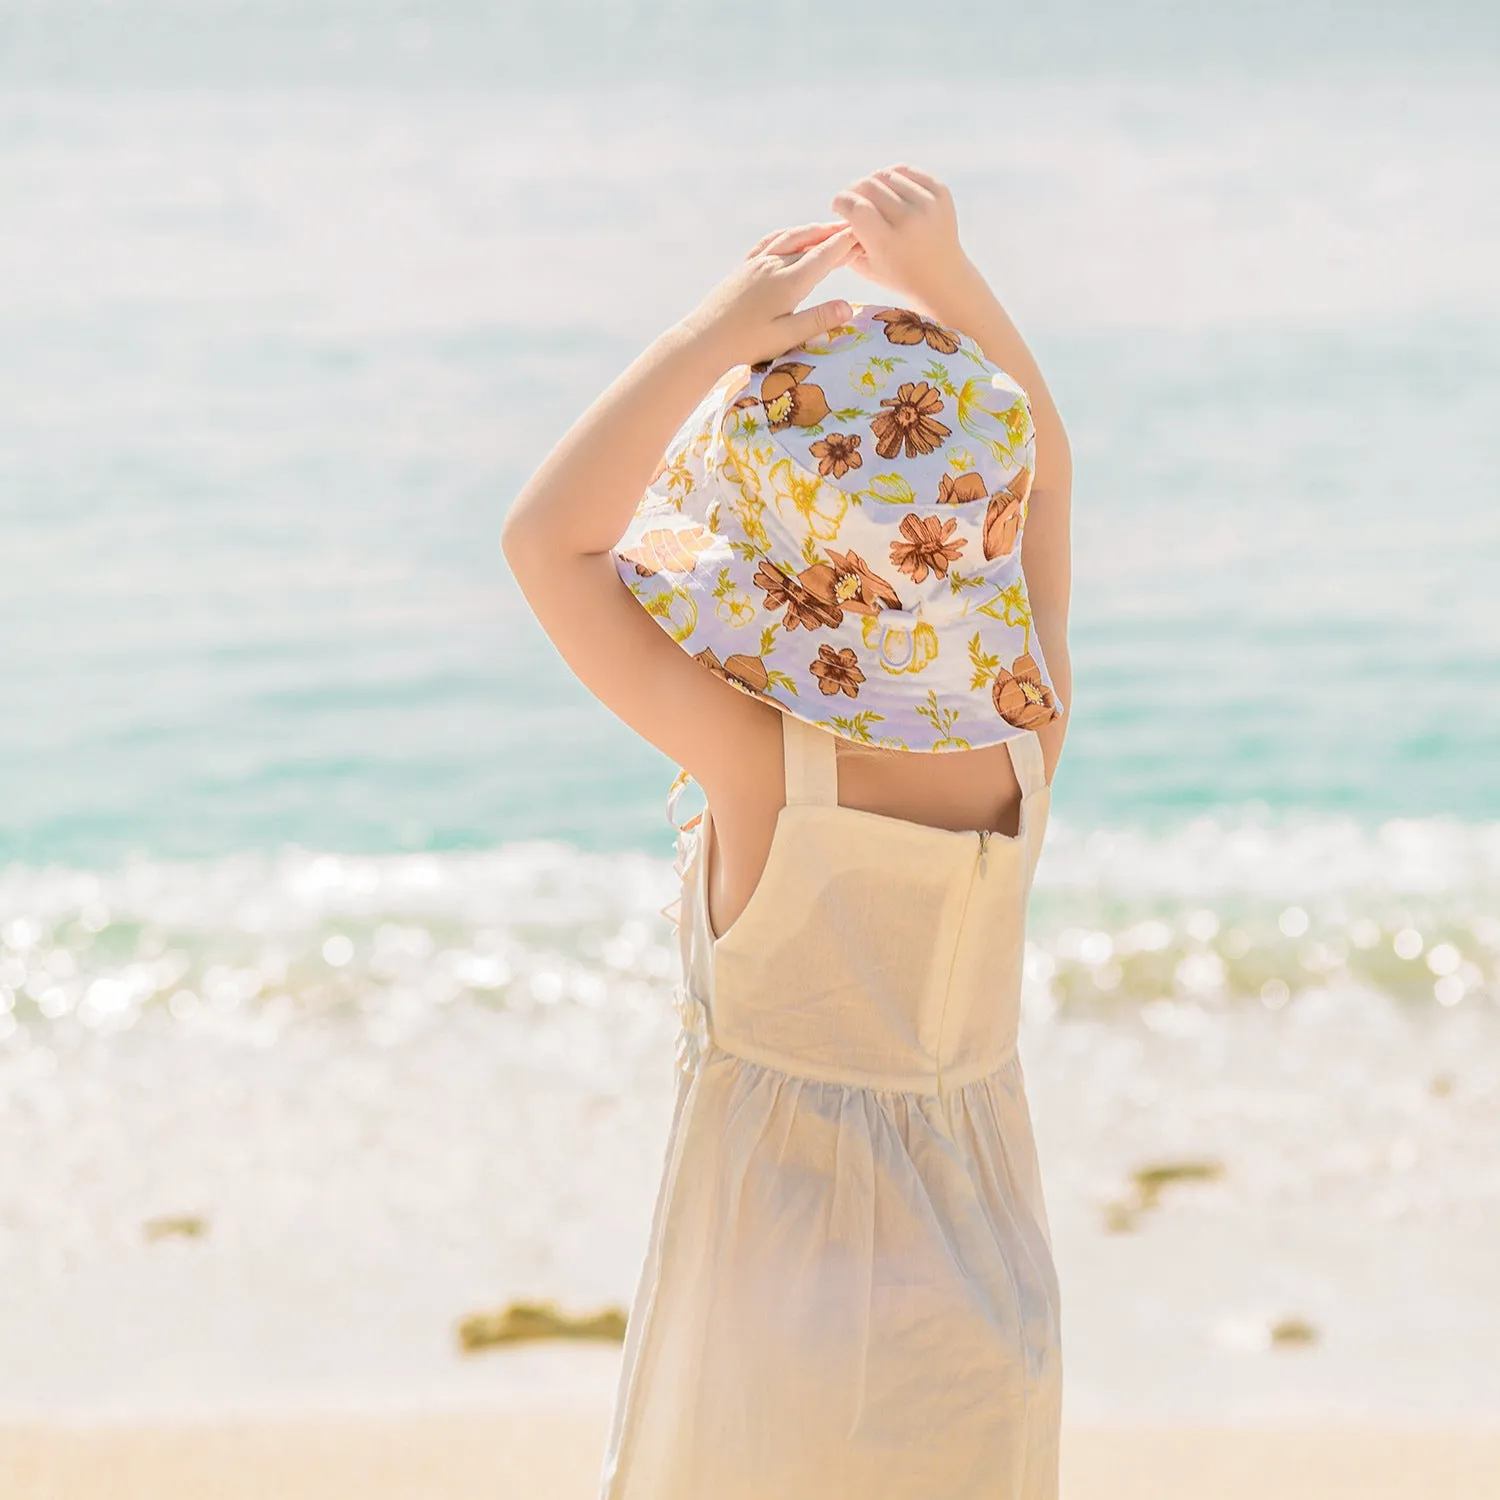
left=828, top=709, right=885, bottom=742
left=860, top=613, right=939, bottom=674
left=919, top=359, right=959, bottom=398
left=956, top=377, right=1033, bottom=464
left=660, top=453, right=694, bottom=506
left=641, top=585, right=698, bottom=644
left=946, top=446, right=976, bottom=472
left=967, top=630, right=1001, bottom=690
left=769, top=457, right=848, bottom=542
left=914, top=688, right=969, bottom=748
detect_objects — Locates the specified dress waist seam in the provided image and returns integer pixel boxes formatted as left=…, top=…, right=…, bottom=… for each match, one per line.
left=702, top=1031, right=1019, bottom=1096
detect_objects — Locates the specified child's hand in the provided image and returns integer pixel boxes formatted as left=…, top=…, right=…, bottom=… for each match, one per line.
left=685, top=222, right=857, bottom=367
left=831, top=166, right=970, bottom=316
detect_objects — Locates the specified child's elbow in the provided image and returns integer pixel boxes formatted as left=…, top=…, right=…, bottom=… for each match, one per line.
left=1039, top=419, right=1072, bottom=493
left=500, top=502, right=542, bottom=573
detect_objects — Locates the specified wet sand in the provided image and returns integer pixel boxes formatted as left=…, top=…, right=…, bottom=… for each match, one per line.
left=4, top=1415, right=1498, bottom=1499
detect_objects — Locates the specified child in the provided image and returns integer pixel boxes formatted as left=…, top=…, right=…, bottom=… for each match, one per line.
left=504, top=164, right=1072, bottom=1499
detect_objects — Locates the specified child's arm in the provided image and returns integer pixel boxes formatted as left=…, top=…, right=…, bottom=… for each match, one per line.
left=501, top=222, right=857, bottom=782
left=832, top=166, right=1074, bottom=774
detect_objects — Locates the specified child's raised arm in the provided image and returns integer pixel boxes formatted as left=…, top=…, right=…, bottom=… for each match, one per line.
left=832, top=165, right=1073, bottom=772
left=501, top=223, right=857, bottom=780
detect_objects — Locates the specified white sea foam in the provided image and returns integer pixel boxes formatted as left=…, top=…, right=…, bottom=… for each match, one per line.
left=2, top=818, right=1495, bottom=1055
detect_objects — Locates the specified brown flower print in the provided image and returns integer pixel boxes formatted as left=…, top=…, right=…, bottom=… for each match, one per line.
left=789, top=555, right=888, bottom=623
left=759, top=362, right=831, bottom=430
left=618, top=524, right=713, bottom=577
left=983, top=467, right=1033, bottom=561
left=870, top=381, right=952, bottom=459
left=808, top=547, right=901, bottom=616
left=872, top=307, right=962, bottom=355
left=810, top=644, right=865, bottom=698
left=694, top=646, right=770, bottom=694
left=936, top=471, right=989, bottom=506
left=888, top=513, right=966, bottom=583
left=753, top=560, right=843, bottom=632
left=992, top=652, right=1059, bottom=729
left=724, top=653, right=770, bottom=692
left=809, top=432, right=863, bottom=479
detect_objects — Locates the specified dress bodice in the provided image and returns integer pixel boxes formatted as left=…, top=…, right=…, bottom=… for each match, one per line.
left=676, top=712, right=1050, bottom=1100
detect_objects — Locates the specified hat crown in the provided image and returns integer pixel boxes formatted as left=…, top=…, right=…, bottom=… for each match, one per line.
left=734, top=302, right=1035, bottom=621
left=750, top=304, right=1030, bottom=497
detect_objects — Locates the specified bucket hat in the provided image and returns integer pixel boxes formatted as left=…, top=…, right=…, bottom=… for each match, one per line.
left=613, top=303, right=1063, bottom=754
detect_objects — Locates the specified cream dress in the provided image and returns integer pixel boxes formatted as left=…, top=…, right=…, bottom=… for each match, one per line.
left=598, top=711, right=1063, bottom=1499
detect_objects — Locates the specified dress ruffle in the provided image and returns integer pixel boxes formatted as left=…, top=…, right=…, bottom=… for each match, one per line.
left=663, top=766, right=708, bottom=1077
left=671, top=980, right=710, bottom=1077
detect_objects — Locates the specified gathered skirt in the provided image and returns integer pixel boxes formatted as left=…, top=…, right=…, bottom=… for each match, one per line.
left=597, top=1039, right=1063, bottom=1499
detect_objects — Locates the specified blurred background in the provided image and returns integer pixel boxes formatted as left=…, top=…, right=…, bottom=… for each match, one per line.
left=2, top=0, right=1498, bottom=1483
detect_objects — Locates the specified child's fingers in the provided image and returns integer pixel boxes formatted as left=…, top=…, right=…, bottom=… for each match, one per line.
left=830, top=188, right=891, bottom=243
left=888, top=162, right=948, bottom=199
left=746, top=223, right=826, bottom=258
left=785, top=226, right=857, bottom=290
left=852, top=173, right=909, bottom=219
left=776, top=297, right=854, bottom=350
left=750, top=221, right=844, bottom=259
left=769, top=221, right=848, bottom=255
left=874, top=166, right=931, bottom=206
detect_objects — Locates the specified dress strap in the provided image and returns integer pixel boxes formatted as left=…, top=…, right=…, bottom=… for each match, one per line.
left=781, top=712, right=839, bottom=807
left=1004, top=728, right=1047, bottom=801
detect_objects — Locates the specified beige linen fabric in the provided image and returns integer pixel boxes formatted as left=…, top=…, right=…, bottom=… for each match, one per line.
left=599, top=713, right=1062, bottom=1498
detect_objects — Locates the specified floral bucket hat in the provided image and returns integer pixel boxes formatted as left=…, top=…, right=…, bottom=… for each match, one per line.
left=613, top=303, right=1063, bottom=754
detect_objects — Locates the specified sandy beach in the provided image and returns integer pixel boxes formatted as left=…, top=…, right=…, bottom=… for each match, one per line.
left=5, top=1415, right=1499, bottom=1499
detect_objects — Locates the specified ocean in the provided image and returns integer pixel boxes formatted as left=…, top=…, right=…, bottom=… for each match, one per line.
left=2, top=0, right=1498, bottom=1424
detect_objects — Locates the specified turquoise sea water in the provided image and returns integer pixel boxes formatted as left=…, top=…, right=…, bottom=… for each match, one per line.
left=2, top=1, right=1499, bottom=1423
left=3, top=13, right=1499, bottom=864
left=8, top=308, right=1498, bottom=862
